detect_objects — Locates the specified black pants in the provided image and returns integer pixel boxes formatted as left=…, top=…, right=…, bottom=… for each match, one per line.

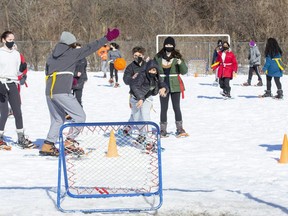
left=248, top=65, right=262, bottom=84
left=160, top=92, right=182, bottom=122
left=266, top=75, right=282, bottom=90
left=0, top=83, right=23, bottom=130
left=73, top=88, right=83, bottom=107
left=219, top=77, right=231, bottom=95
left=110, top=63, right=118, bottom=83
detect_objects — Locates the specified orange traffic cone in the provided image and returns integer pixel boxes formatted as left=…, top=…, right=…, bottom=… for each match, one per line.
left=279, top=134, right=288, bottom=163
left=106, top=130, right=119, bottom=157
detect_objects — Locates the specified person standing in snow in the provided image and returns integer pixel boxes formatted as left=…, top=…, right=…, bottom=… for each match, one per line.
left=129, top=60, right=168, bottom=143
left=260, top=38, right=284, bottom=99
left=211, top=39, right=223, bottom=86
left=242, top=40, right=263, bottom=86
left=97, top=44, right=110, bottom=78
left=0, top=31, right=35, bottom=150
left=122, top=46, right=148, bottom=130
left=154, top=36, right=188, bottom=138
left=211, top=41, right=238, bottom=99
left=39, top=28, right=120, bottom=156
left=107, top=42, right=122, bottom=88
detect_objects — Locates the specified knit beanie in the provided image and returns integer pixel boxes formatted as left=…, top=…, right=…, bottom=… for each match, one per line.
left=249, top=40, right=255, bottom=47
left=163, top=37, right=176, bottom=47
left=59, top=31, right=77, bottom=45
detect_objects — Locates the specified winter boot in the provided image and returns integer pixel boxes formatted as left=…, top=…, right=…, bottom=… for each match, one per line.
left=175, top=121, right=189, bottom=137
left=64, top=138, right=85, bottom=155
left=274, top=89, right=283, bottom=99
left=108, top=78, right=114, bottom=84
left=17, top=130, right=37, bottom=149
left=242, top=82, right=251, bottom=86
left=39, top=140, right=59, bottom=156
left=160, top=122, right=168, bottom=138
left=114, top=83, right=120, bottom=88
left=261, top=90, right=272, bottom=97
left=0, top=131, right=11, bottom=150
left=256, top=80, right=263, bottom=86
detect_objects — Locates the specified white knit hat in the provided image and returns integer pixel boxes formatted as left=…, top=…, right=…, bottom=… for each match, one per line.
left=59, top=31, right=77, bottom=45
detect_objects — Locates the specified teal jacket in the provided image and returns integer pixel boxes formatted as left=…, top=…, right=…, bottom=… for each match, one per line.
left=154, top=56, right=188, bottom=93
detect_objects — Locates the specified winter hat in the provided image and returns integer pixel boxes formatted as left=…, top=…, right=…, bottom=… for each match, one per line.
left=59, top=31, right=77, bottom=45
left=163, top=37, right=176, bottom=47
left=217, top=40, right=223, bottom=47
left=249, top=40, right=255, bottom=47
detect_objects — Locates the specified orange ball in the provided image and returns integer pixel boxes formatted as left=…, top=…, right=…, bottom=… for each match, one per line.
left=114, top=58, right=126, bottom=70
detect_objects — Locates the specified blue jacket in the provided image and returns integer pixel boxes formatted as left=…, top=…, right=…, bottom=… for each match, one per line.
left=262, top=54, right=283, bottom=77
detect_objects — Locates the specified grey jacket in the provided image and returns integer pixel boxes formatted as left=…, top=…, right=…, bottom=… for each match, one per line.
left=107, top=50, right=121, bottom=62
left=45, top=36, right=108, bottom=96
left=248, top=45, right=261, bottom=67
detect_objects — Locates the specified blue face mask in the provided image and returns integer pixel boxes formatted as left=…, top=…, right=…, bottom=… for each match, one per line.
left=6, top=41, right=14, bottom=49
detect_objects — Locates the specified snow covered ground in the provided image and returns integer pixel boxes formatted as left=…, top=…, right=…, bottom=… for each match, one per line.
left=1, top=71, right=288, bottom=216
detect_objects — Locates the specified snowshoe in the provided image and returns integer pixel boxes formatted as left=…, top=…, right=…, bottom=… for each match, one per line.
left=17, top=137, right=38, bottom=149
left=64, top=138, right=85, bottom=155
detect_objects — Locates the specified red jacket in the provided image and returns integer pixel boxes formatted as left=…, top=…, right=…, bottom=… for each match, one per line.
left=211, top=50, right=238, bottom=79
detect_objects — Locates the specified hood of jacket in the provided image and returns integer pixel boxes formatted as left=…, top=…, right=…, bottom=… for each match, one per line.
left=145, top=60, right=160, bottom=80
left=52, top=43, right=71, bottom=59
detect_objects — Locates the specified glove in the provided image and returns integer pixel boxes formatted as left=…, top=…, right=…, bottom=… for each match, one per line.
left=19, top=62, right=27, bottom=72
left=176, top=58, right=182, bottom=65
left=106, top=28, right=120, bottom=41
left=19, top=74, right=27, bottom=85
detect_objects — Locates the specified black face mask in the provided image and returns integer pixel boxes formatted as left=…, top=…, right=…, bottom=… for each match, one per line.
left=6, top=41, right=14, bottom=49
left=134, top=56, right=143, bottom=64
left=149, top=73, right=157, bottom=78
left=164, top=47, right=174, bottom=53
left=222, top=46, right=229, bottom=51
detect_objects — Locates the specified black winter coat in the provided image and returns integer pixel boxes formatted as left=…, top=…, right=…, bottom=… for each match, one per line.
left=130, top=60, right=168, bottom=100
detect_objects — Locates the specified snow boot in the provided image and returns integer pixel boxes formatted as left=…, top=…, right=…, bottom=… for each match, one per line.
left=160, top=122, right=168, bottom=138
left=17, top=131, right=37, bottom=149
left=64, top=138, right=85, bottom=155
left=242, top=82, right=251, bottom=86
left=175, top=121, right=189, bottom=137
left=274, top=89, right=283, bottom=99
left=0, top=132, right=11, bottom=150
left=256, top=80, right=263, bottom=86
left=261, top=90, right=272, bottom=97
left=39, top=140, right=59, bottom=156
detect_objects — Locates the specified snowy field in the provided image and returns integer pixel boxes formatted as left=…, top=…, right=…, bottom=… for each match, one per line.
left=1, top=71, right=288, bottom=216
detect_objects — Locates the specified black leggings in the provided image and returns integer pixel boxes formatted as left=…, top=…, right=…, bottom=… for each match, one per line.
left=266, top=75, right=282, bottom=90
left=110, top=63, right=118, bottom=83
left=73, top=88, right=83, bottom=107
left=160, top=92, right=182, bottom=122
left=248, top=65, right=262, bottom=82
left=219, top=77, right=231, bottom=94
left=0, top=83, right=23, bottom=130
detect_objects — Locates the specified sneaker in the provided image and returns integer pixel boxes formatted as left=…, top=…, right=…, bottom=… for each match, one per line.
left=108, top=78, right=114, bottom=84
left=256, top=81, right=263, bottom=86
left=220, top=91, right=228, bottom=97
left=242, top=82, right=251, bottom=86
left=39, top=141, right=59, bottom=156
left=64, top=138, right=85, bottom=155
left=17, top=136, right=37, bottom=149
left=0, top=140, right=11, bottom=150
left=114, top=83, right=120, bottom=88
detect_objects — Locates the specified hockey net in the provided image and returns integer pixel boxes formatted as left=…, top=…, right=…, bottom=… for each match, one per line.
left=57, top=121, right=163, bottom=213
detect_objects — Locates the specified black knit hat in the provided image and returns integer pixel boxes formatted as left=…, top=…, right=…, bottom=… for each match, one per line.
left=163, top=37, right=176, bottom=47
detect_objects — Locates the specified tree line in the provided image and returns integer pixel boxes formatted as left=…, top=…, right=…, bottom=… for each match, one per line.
left=0, top=0, right=287, bottom=71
